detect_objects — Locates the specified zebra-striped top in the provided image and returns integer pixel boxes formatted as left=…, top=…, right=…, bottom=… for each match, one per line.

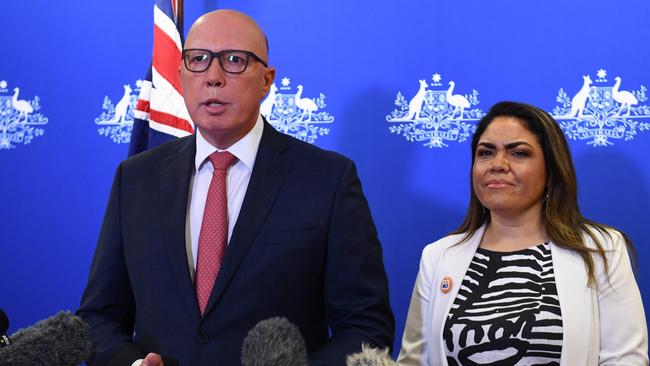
left=443, top=242, right=563, bottom=366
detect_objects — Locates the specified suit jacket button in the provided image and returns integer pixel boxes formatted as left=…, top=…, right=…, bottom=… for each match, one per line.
left=197, top=333, right=209, bottom=344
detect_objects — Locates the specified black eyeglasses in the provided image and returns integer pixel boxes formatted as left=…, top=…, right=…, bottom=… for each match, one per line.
left=182, top=48, right=268, bottom=74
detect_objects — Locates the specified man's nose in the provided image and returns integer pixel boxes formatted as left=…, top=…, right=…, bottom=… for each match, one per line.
left=205, top=59, right=226, bottom=87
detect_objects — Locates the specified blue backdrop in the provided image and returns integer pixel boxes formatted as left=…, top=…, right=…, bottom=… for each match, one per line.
left=1, top=0, right=649, bottom=355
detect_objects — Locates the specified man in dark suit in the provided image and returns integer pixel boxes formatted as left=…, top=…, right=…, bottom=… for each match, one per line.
left=78, top=9, right=394, bottom=366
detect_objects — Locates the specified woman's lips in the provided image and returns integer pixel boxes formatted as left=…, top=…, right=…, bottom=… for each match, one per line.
left=485, top=180, right=513, bottom=188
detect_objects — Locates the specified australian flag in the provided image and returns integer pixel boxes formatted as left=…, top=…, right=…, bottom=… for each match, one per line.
left=128, top=0, right=194, bottom=156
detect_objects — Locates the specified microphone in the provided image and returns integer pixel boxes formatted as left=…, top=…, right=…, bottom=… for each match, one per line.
left=0, top=308, right=9, bottom=348
left=241, top=317, right=308, bottom=366
left=346, top=344, right=396, bottom=366
left=0, top=311, right=92, bottom=366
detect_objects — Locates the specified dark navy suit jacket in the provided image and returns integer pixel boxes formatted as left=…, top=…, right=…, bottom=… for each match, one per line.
left=78, top=122, right=394, bottom=366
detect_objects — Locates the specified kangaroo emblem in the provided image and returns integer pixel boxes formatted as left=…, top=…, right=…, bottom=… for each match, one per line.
left=111, top=85, right=132, bottom=123
left=404, top=79, right=428, bottom=120
left=567, top=75, right=592, bottom=117
left=260, top=83, right=278, bottom=119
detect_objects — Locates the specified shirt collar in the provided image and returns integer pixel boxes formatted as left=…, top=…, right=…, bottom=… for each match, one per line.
left=194, top=114, right=264, bottom=172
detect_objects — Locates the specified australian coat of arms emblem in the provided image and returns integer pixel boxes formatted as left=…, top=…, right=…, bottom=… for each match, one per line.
left=552, top=69, right=650, bottom=146
left=0, top=80, right=49, bottom=150
left=260, top=77, right=334, bottom=144
left=386, top=74, right=484, bottom=148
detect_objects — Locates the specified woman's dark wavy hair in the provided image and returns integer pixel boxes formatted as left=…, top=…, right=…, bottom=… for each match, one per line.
left=451, top=101, right=636, bottom=286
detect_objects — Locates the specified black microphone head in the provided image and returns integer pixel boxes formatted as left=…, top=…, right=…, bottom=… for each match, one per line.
left=346, top=344, right=396, bottom=366
left=241, top=317, right=308, bottom=366
left=0, top=309, right=8, bottom=335
left=0, top=308, right=9, bottom=348
left=0, top=311, right=92, bottom=366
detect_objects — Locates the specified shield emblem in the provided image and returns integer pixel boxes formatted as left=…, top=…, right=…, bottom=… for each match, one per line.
left=0, top=96, right=13, bottom=116
left=423, top=90, right=448, bottom=117
left=0, top=95, right=22, bottom=125
left=273, top=93, right=299, bottom=120
left=588, top=86, right=613, bottom=112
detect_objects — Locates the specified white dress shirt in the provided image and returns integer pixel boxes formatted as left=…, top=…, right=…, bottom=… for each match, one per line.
left=188, top=115, right=263, bottom=271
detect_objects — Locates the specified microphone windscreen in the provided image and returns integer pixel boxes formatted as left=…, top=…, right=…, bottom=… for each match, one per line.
left=241, top=317, right=308, bottom=366
left=0, top=311, right=92, bottom=366
left=346, top=344, right=396, bottom=366
left=0, top=309, right=8, bottom=334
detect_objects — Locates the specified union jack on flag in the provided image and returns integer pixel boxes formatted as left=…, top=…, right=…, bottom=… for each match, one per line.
left=128, top=0, right=194, bottom=156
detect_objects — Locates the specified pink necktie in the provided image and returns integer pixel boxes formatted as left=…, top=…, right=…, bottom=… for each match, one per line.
left=195, top=151, right=237, bottom=315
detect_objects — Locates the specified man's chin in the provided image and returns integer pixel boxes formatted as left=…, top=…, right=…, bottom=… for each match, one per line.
left=196, top=125, right=249, bottom=149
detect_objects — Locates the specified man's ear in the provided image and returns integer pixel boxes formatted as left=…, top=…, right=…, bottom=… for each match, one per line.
left=262, top=67, right=276, bottom=96
left=178, top=64, right=184, bottom=93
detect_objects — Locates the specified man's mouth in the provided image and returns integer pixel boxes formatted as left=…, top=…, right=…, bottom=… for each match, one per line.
left=203, top=98, right=227, bottom=113
left=203, top=97, right=226, bottom=105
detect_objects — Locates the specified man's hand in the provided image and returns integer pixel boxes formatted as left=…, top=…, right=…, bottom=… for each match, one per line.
left=141, top=353, right=163, bottom=366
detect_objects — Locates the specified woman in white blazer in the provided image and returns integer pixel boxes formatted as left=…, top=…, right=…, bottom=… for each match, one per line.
left=398, top=102, right=647, bottom=366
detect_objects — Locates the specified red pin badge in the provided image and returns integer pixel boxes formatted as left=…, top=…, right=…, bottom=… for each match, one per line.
left=440, top=276, right=453, bottom=294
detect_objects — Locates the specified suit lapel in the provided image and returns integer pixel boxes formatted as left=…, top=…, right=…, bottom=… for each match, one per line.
left=550, top=242, right=591, bottom=365
left=436, top=227, right=483, bottom=306
left=431, top=227, right=484, bottom=365
left=204, top=122, right=292, bottom=316
left=159, top=136, right=201, bottom=320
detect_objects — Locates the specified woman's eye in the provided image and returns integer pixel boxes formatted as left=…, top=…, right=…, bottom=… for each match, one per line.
left=477, top=149, right=493, bottom=157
